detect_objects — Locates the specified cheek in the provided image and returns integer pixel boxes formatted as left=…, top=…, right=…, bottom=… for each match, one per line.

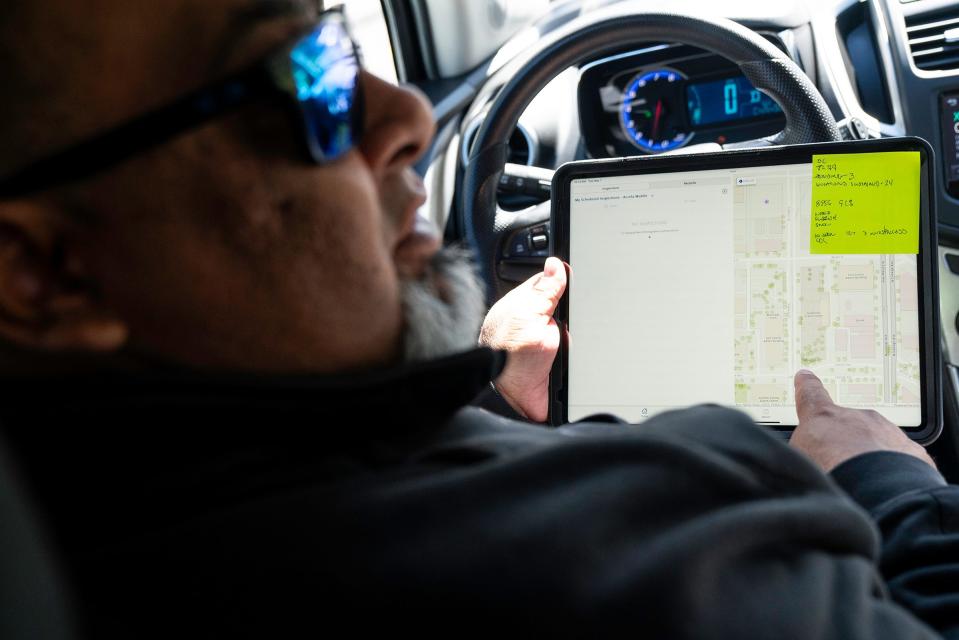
left=292, top=185, right=402, bottom=324
left=276, top=157, right=401, bottom=308
left=74, top=145, right=407, bottom=371
left=236, top=160, right=408, bottom=367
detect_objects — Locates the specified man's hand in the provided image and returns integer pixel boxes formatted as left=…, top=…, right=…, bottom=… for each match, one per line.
left=790, top=369, right=935, bottom=472
left=478, top=257, right=567, bottom=422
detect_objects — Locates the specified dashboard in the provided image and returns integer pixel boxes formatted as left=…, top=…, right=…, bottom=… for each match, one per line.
left=578, top=43, right=785, bottom=156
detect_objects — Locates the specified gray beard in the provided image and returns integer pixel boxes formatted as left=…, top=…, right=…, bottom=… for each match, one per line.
left=401, top=246, right=487, bottom=362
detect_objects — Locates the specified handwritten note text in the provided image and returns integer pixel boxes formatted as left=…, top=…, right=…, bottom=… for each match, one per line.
left=810, top=151, right=920, bottom=254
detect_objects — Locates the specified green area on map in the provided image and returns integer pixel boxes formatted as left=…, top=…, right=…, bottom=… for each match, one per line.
left=809, top=151, right=920, bottom=254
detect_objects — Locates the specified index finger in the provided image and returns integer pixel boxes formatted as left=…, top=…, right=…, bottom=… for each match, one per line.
left=794, top=369, right=835, bottom=421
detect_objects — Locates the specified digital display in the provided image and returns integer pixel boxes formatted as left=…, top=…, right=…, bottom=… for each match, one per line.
left=686, top=76, right=782, bottom=128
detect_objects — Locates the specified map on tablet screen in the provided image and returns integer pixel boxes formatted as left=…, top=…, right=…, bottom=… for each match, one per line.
left=566, top=153, right=922, bottom=425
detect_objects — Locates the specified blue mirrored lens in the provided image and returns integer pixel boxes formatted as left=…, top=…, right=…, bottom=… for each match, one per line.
left=290, top=16, right=358, bottom=161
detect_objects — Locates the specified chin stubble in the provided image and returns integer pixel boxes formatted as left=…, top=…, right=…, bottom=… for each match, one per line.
left=401, top=246, right=487, bottom=362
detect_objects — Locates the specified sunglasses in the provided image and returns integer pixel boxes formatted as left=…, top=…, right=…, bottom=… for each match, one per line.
left=0, top=8, right=364, bottom=199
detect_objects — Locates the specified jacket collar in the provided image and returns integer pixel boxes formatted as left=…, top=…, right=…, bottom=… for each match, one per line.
left=0, top=347, right=505, bottom=444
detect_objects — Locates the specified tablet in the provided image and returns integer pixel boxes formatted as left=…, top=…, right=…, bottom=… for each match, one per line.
left=548, top=138, right=941, bottom=443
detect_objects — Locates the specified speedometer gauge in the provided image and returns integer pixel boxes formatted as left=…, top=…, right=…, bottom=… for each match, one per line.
left=620, top=68, right=691, bottom=153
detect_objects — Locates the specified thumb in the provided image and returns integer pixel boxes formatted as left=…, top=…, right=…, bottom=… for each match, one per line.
left=794, top=369, right=835, bottom=422
left=529, top=257, right=567, bottom=315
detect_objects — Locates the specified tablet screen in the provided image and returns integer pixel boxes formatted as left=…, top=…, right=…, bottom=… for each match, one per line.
left=566, top=154, right=922, bottom=426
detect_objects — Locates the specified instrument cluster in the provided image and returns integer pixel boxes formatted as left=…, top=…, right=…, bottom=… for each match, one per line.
left=579, top=42, right=789, bottom=157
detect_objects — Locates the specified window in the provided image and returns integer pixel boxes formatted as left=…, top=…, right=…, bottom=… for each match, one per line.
left=328, top=0, right=399, bottom=84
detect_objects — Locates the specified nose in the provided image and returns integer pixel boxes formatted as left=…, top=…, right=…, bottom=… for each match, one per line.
left=356, top=71, right=435, bottom=178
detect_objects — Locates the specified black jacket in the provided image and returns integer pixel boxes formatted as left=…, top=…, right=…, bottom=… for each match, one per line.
left=2, top=347, right=958, bottom=638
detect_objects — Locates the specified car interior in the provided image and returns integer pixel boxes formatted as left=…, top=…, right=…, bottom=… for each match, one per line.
left=377, top=0, right=959, bottom=474
left=5, top=0, right=959, bottom=635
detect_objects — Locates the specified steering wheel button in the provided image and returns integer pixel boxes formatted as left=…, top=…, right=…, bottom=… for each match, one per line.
left=531, top=234, right=548, bottom=250
left=511, top=240, right=529, bottom=256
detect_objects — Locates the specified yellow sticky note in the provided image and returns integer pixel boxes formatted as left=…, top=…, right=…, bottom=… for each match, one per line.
left=810, top=151, right=920, bottom=254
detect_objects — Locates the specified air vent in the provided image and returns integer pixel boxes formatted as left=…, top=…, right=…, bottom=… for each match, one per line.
left=906, top=8, right=959, bottom=71
left=506, top=128, right=532, bottom=165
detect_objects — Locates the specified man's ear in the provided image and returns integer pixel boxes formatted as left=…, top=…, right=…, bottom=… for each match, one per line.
left=0, top=198, right=127, bottom=352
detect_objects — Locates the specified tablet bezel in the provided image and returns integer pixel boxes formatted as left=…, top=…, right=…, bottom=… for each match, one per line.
left=547, top=137, right=941, bottom=444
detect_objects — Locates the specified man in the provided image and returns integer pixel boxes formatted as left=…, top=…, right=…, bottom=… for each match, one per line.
left=0, top=1, right=956, bottom=638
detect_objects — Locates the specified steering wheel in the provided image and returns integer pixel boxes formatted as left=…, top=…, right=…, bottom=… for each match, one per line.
left=462, top=8, right=841, bottom=303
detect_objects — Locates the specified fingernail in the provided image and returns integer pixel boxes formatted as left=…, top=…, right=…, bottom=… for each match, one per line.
left=543, top=258, right=559, bottom=277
